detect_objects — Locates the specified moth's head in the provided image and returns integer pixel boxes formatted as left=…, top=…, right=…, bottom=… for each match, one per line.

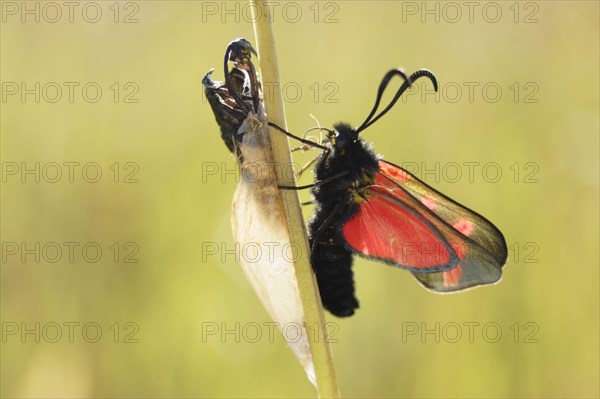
left=227, top=38, right=257, bottom=65
left=331, top=122, right=359, bottom=149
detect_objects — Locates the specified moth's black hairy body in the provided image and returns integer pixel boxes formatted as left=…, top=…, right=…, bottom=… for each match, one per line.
left=309, top=122, right=380, bottom=317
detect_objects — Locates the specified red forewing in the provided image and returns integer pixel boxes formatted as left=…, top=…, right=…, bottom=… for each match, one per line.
left=378, top=160, right=507, bottom=263
left=342, top=189, right=458, bottom=272
left=341, top=160, right=507, bottom=293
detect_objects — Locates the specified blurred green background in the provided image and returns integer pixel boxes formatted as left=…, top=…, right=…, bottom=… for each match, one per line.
left=1, top=1, right=598, bottom=398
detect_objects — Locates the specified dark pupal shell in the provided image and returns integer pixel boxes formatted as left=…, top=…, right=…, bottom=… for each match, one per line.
left=202, top=69, right=246, bottom=155
left=202, top=38, right=260, bottom=160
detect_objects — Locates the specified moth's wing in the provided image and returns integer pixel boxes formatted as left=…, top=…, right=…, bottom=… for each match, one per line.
left=342, top=187, right=459, bottom=273
left=378, top=160, right=507, bottom=264
left=374, top=160, right=507, bottom=291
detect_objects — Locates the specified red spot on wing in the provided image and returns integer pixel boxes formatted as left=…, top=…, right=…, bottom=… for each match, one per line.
left=443, top=240, right=468, bottom=287
left=453, top=219, right=474, bottom=236
left=379, top=160, right=410, bottom=182
left=342, top=189, right=453, bottom=269
left=421, top=196, right=436, bottom=210
left=443, top=264, right=463, bottom=286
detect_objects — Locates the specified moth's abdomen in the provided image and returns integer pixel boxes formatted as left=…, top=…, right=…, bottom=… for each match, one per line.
left=309, top=211, right=359, bottom=317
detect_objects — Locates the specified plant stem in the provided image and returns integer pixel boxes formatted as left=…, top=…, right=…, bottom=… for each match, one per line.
left=249, top=1, right=340, bottom=397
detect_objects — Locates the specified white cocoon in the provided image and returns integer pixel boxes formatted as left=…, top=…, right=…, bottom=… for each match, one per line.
left=231, top=110, right=316, bottom=386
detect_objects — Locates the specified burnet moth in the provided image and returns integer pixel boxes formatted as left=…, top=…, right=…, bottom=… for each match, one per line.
left=270, top=69, right=508, bottom=317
